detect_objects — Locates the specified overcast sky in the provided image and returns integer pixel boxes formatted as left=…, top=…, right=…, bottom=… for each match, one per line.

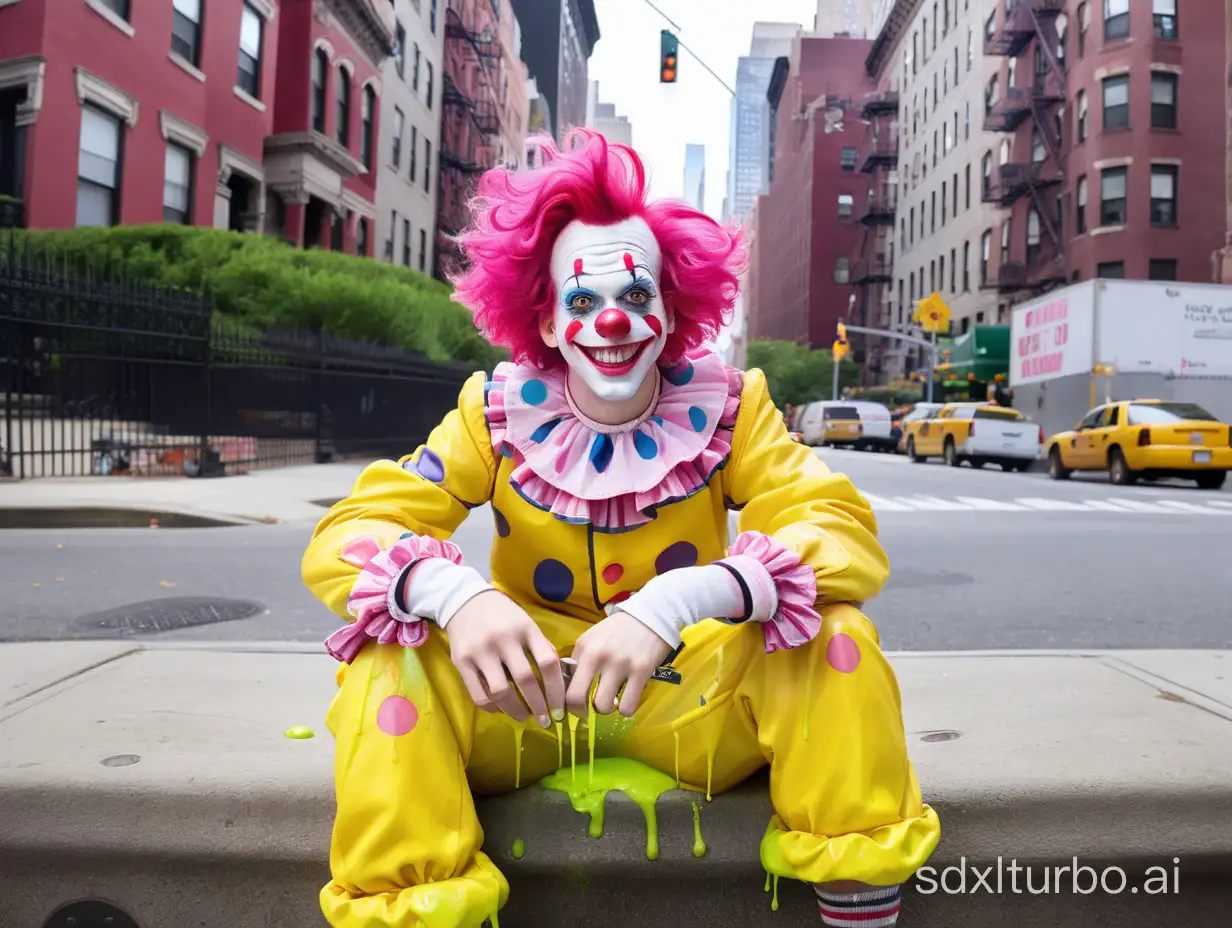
left=588, top=0, right=819, bottom=219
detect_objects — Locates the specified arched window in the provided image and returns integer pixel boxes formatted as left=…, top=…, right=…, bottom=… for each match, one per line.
left=985, top=74, right=998, bottom=112
left=1078, top=3, right=1090, bottom=56
left=1027, top=208, right=1041, bottom=264
left=1076, top=175, right=1088, bottom=234
left=981, top=150, right=993, bottom=195
left=1076, top=89, right=1088, bottom=141
left=1056, top=14, right=1068, bottom=67
left=312, top=48, right=329, bottom=133
left=361, top=85, right=376, bottom=170
left=336, top=68, right=351, bottom=147
left=999, top=139, right=1011, bottom=165
left=1031, top=130, right=1046, bottom=163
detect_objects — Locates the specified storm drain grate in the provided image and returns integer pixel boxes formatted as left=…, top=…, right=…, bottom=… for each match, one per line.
left=72, top=597, right=265, bottom=638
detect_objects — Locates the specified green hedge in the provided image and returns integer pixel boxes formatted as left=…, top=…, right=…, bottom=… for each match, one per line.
left=747, top=339, right=859, bottom=408
left=12, top=225, right=505, bottom=370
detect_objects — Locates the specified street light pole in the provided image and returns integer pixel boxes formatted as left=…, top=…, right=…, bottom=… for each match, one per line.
left=927, top=330, right=937, bottom=403
left=832, top=359, right=840, bottom=401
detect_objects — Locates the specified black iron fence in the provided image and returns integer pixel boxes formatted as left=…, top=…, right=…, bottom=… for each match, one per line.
left=0, top=240, right=470, bottom=479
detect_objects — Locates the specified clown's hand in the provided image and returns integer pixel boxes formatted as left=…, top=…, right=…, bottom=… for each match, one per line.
left=566, top=612, right=672, bottom=719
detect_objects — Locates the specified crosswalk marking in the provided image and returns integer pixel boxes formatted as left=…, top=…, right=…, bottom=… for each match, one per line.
left=857, top=494, right=1232, bottom=515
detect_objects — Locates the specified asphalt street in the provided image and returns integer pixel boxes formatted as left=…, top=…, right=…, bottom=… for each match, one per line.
left=2, top=448, right=1230, bottom=649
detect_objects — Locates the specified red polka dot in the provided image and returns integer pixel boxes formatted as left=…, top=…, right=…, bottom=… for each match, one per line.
left=826, top=633, right=861, bottom=674
left=376, top=695, right=419, bottom=736
left=608, top=591, right=631, bottom=605
left=602, top=563, right=624, bottom=584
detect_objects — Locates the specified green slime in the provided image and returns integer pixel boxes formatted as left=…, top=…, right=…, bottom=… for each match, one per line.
left=511, top=838, right=525, bottom=860
left=542, top=757, right=676, bottom=860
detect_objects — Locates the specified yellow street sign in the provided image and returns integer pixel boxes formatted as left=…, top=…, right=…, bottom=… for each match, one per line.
left=913, top=291, right=952, bottom=333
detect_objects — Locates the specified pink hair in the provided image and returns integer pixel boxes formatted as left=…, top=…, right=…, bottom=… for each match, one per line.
left=450, top=129, right=746, bottom=369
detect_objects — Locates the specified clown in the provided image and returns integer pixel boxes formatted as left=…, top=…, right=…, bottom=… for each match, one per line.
left=303, top=131, right=939, bottom=928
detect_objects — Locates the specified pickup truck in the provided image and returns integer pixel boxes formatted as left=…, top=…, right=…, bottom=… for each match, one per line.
left=906, top=402, right=1042, bottom=471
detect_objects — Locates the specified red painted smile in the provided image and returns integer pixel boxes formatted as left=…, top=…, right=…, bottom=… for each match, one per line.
left=579, top=339, right=653, bottom=376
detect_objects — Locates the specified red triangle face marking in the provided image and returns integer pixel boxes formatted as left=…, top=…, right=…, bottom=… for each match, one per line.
left=623, top=252, right=635, bottom=272
left=646, top=316, right=663, bottom=337
left=573, top=258, right=584, bottom=276
left=564, top=320, right=583, bottom=344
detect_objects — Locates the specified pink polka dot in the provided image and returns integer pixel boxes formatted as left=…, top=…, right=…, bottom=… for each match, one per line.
left=339, top=536, right=381, bottom=568
left=602, top=563, right=624, bottom=584
left=826, top=633, right=861, bottom=674
left=376, top=695, right=419, bottom=737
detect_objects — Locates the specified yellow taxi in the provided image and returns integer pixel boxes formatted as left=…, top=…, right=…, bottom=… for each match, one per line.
left=1045, top=400, right=1232, bottom=489
left=904, top=401, right=1042, bottom=470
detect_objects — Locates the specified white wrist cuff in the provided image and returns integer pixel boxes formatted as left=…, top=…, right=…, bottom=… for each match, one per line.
left=611, top=564, right=749, bottom=649
left=389, top=558, right=493, bottom=629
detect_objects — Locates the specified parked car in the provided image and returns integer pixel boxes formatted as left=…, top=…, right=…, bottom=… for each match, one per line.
left=797, top=401, right=863, bottom=447
left=905, top=401, right=1042, bottom=471
left=894, top=402, right=943, bottom=454
left=1045, top=400, right=1231, bottom=489
left=849, top=401, right=896, bottom=452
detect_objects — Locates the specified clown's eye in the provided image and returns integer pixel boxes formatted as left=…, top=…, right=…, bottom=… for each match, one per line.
left=569, top=294, right=594, bottom=312
left=625, top=288, right=650, bottom=305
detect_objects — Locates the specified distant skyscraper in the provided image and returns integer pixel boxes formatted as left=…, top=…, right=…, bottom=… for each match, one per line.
left=585, top=81, right=633, bottom=147
left=726, top=23, right=801, bottom=224
left=813, top=0, right=877, bottom=37
left=683, top=144, right=706, bottom=212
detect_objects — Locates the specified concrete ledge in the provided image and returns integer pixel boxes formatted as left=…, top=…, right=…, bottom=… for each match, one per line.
left=2, top=645, right=1231, bottom=927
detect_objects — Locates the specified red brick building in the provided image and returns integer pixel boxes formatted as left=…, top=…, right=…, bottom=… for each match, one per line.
left=984, top=0, right=1228, bottom=292
left=0, top=0, right=394, bottom=255
left=748, top=36, right=874, bottom=349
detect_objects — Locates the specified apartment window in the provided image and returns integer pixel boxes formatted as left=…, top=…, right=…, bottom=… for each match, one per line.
left=1026, top=208, right=1041, bottom=264
left=1104, top=0, right=1129, bottom=40
left=237, top=4, right=264, bottom=98
left=838, top=194, right=854, bottom=221
left=932, top=2, right=938, bottom=46
left=924, top=87, right=929, bottom=115
left=966, top=27, right=973, bottom=70
left=930, top=192, right=936, bottom=232
left=1077, top=90, right=1088, bottom=140
left=1150, top=165, right=1178, bottom=225
left=930, top=260, right=935, bottom=293
left=1076, top=175, right=1088, bottom=233
left=835, top=257, right=850, bottom=284
left=1078, top=3, right=1090, bottom=56
left=395, top=24, right=406, bottom=79
left=392, top=107, right=403, bottom=167
left=952, top=173, right=958, bottom=215
left=939, top=256, right=945, bottom=294
left=1103, top=75, right=1129, bottom=129
left=933, top=130, right=938, bottom=167
left=1001, top=218, right=1011, bottom=264
left=950, top=247, right=956, bottom=292
left=409, top=126, right=418, bottom=181
left=941, top=181, right=948, bottom=224
left=981, top=151, right=992, bottom=196
left=1149, top=258, right=1177, bottom=280
left=430, top=0, right=438, bottom=34
left=898, top=280, right=905, bottom=325
left=425, top=62, right=434, bottom=109
left=944, top=121, right=952, bottom=154
left=964, top=101, right=970, bottom=139
left=413, top=43, right=422, bottom=93
left=923, top=18, right=929, bottom=59
left=418, top=229, right=427, bottom=272
left=1150, top=73, right=1177, bottom=129
left=840, top=147, right=857, bottom=171
left=985, top=75, right=998, bottom=114
left=312, top=49, right=329, bottom=134
left=962, top=240, right=970, bottom=290
left=913, top=32, right=919, bottom=73
left=980, top=231, right=991, bottom=284
left=965, top=163, right=971, bottom=209
left=99, top=0, right=130, bottom=17
left=909, top=272, right=915, bottom=302
left=933, top=73, right=939, bottom=111
left=171, top=0, right=203, bottom=67
left=357, top=218, right=369, bottom=258
left=1154, top=0, right=1178, bottom=39
left=423, top=138, right=431, bottom=193
left=1097, top=261, right=1125, bottom=279
left=953, top=47, right=959, bottom=85
left=901, top=217, right=907, bottom=247
left=76, top=106, right=122, bottom=227
left=943, top=0, right=949, bottom=35
left=1057, top=16, right=1068, bottom=67
left=1031, top=130, right=1046, bottom=163
left=336, top=69, right=352, bottom=147
left=389, top=210, right=397, bottom=260
left=1100, top=166, right=1127, bottom=225
left=908, top=209, right=914, bottom=244
left=163, top=143, right=192, bottom=224
left=361, top=86, right=375, bottom=170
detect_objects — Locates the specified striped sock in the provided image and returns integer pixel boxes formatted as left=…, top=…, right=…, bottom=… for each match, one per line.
left=815, top=884, right=903, bottom=927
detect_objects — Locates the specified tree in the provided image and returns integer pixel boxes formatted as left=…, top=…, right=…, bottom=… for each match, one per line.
left=746, top=339, right=859, bottom=408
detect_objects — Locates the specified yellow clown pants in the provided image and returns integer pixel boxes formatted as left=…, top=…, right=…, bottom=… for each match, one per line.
left=321, top=603, right=941, bottom=928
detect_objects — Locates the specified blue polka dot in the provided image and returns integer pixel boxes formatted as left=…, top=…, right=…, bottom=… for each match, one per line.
left=399, top=532, right=416, bottom=540
left=650, top=415, right=665, bottom=426
left=414, top=448, right=446, bottom=483
left=500, top=442, right=514, bottom=458
left=655, top=541, right=698, bottom=575
left=533, top=559, right=574, bottom=603
left=633, top=429, right=658, bottom=460
left=589, top=432, right=614, bottom=473
left=520, top=379, right=548, bottom=406
left=662, top=361, right=695, bottom=387
left=530, top=417, right=562, bottom=443
left=493, top=507, right=511, bottom=538
left=688, top=406, right=707, bottom=432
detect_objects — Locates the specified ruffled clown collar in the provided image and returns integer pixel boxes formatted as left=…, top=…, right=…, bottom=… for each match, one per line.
left=485, top=351, right=743, bottom=532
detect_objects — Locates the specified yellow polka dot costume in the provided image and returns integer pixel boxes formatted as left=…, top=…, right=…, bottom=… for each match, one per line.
left=302, top=350, right=941, bottom=928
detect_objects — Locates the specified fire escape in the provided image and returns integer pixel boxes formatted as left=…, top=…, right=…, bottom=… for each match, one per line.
left=982, top=0, right=1067, bottom=294
left=436, top=5, right=503, bottom=275
left=851, top=90, right=898, bottom=381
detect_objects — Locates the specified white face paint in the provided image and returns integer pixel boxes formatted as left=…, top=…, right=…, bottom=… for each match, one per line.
left=545, top=217, right=671, bottom=403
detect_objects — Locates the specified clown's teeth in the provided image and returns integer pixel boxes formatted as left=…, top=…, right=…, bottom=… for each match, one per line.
left=588, top=344, right=642, bottom=364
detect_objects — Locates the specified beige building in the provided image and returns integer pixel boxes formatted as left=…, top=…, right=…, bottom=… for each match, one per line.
left=884, top=0, right=1005, bottom=376
left=814, top=0, right=877, bottom=37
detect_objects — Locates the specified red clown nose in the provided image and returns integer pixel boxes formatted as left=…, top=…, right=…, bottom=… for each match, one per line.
left=594, top=308, right=631, bottom=340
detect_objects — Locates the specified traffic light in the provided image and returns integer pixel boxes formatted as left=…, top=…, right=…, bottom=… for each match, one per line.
left=833, top=323, right=850, bottom=363
left=660, top=30, right=678, bottom=83
left=836, top=322, right=847, bottom=343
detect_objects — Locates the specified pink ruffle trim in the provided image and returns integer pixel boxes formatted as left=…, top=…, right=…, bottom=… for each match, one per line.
left=485, top=351, right=744, bottom=530
left=728, top=531, right=821, bottom=654
left=324, top=534, right=463, bottom=663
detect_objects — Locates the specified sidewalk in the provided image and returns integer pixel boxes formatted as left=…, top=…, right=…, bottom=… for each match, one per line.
left=0, top=462, right=368, bottom=525
left=3, top=644, right=1230, bottom=927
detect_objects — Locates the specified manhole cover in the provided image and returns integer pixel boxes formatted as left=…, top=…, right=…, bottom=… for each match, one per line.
left=919, top=730, right=963, bottom=743
left=101, top=754, right=141, bottom=767
left=73, top=597, right=264, bottom=637
left=43, top=900, right=140, bottom=928
left=883, top=569, right=975, bottom=591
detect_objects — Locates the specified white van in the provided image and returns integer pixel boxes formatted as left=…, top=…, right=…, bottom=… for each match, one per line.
left=849, top=401, right=895, bottom=452
left=798, top=401, right=864, bottom=447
